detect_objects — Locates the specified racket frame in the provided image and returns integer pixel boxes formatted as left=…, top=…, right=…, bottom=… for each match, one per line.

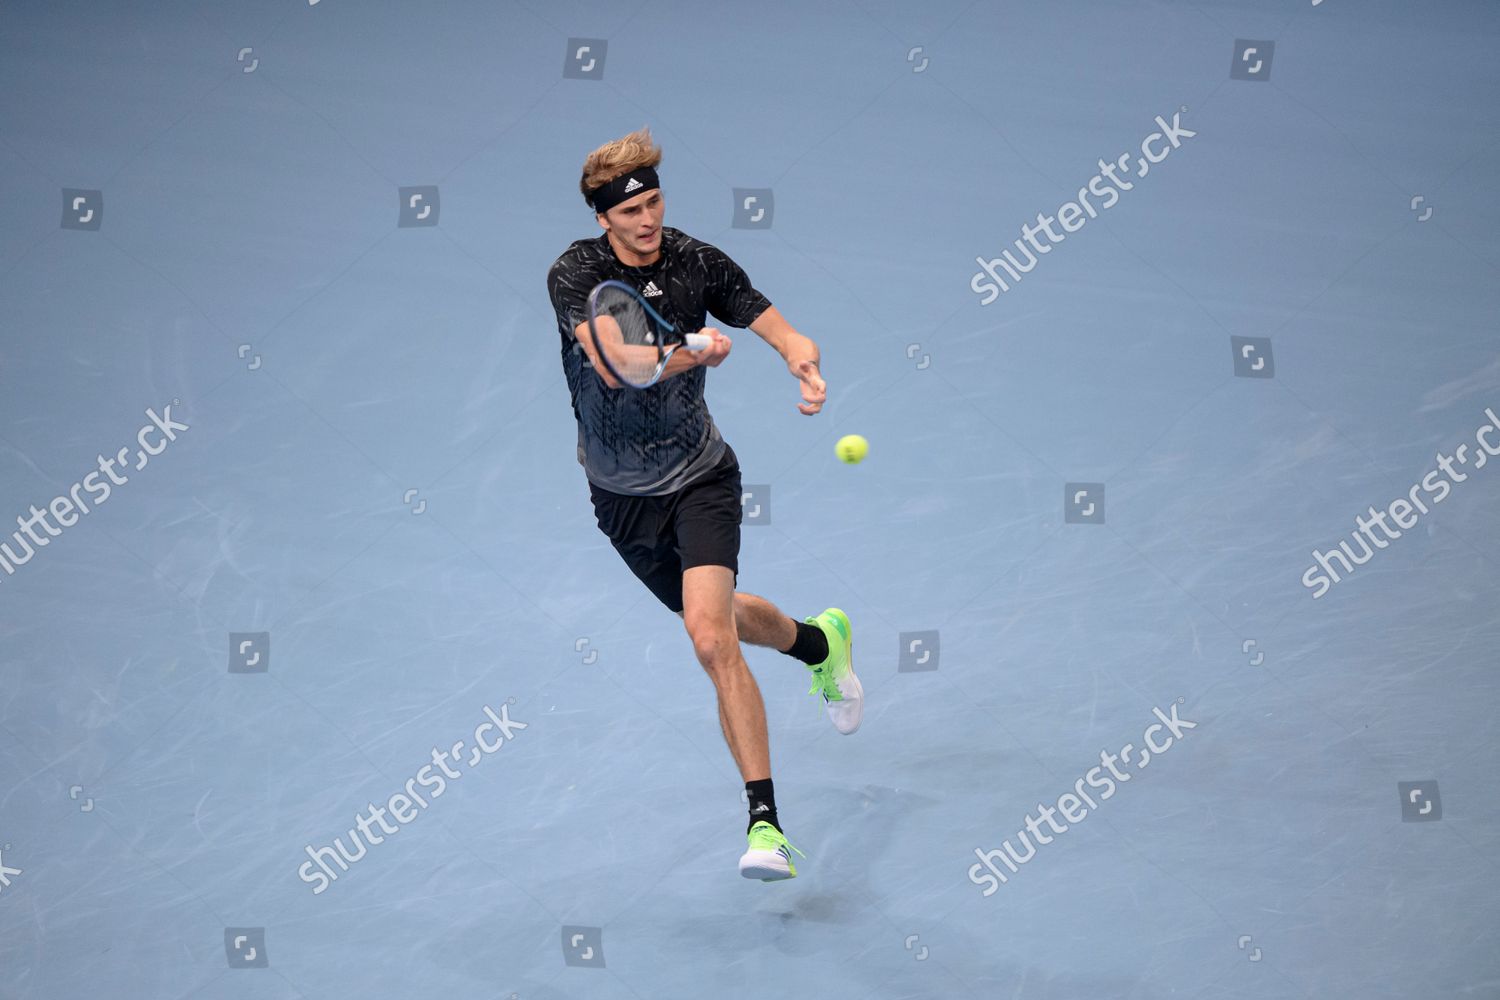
left=585, top=279, right=709, bottom=389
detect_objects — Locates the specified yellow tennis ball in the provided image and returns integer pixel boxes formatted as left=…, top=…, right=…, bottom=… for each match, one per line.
left=836, top=434, right=868, bottom=464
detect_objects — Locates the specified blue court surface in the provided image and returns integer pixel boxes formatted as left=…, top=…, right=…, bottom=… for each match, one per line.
left=3, top=1, right=1499, bottom=997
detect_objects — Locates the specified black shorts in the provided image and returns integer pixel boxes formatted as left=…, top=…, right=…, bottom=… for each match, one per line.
left=588, top=444, right=741, bottom=614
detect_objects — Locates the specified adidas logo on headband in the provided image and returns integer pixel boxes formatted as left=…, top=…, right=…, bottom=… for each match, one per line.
left=591, top=165, right=660, bottom=213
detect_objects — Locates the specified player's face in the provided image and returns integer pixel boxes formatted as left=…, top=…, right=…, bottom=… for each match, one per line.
left=600, top=189, right=664, bottom=257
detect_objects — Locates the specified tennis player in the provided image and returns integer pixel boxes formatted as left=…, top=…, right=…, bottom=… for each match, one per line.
left=546, top=127, right=863, bottom=881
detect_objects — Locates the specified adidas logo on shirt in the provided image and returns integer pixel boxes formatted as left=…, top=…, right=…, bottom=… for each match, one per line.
left=623, top=177, right=643, bottom=193
left=642, top=281, right=663, bottom=297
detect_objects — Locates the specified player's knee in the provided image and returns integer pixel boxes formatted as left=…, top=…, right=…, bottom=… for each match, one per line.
left=691, top=630, right=734, bottom=668
left=684, top=618, right=736, bottom=669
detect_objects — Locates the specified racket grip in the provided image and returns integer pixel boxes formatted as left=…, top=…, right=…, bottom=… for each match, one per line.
left=682, top=333, right=711, bottom=351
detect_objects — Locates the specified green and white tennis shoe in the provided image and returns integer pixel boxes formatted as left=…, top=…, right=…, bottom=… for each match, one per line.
left=739, top=821, right=806, bottom=881
left=803, top=607, right=863, bottom=734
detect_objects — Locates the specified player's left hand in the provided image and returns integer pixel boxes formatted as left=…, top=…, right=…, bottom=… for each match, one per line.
left=790, top=358, right=826, bottom=415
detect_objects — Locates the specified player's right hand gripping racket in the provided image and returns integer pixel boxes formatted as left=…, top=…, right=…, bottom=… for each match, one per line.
left=585, top=279, right=710, bottom=389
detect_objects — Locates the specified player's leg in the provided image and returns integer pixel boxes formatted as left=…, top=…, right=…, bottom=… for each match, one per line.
left=588, top=480, right=801, bottom=877
left=681, top=565, right=769, bottom=783
left=669, top=448, right=808, bottom=880
left=678, top=599, right=791, bottom=748
left=586, top=457, right=760, bottom=737
left=668, top=453, right=771, bottom=786
left=684, top=590, right=835, bottom=664
left=665, top=450, right=864, bottom=735
left=725, top=589, right=863, bottom=735
left=679, top=565, right=802, bottom=880
left=729, top=591, right=796, bottom=650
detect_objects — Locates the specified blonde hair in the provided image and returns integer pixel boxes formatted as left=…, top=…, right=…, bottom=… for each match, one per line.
left=580, top=126, right=662, bottom=209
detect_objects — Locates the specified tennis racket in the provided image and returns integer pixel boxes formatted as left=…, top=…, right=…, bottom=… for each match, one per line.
left=585, top=279, right=711, bottom=389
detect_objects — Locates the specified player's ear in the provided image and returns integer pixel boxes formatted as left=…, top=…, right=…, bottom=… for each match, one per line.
left=596, top=210, right=608, bottom=231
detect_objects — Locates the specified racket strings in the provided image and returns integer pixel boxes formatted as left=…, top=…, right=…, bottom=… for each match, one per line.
left=591, top=285, right=664, bottom=386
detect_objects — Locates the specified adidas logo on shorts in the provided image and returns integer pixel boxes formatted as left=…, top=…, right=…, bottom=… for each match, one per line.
left=623, top=177, right=643, bottom=193
left=642, top=281, right=663, bottom=297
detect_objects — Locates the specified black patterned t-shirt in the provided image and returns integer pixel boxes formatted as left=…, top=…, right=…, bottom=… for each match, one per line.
left=546, top=227, right=771, bottom=496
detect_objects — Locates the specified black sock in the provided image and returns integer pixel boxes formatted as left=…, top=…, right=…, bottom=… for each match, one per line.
left=745, top=778, right=780, bottom=832
left=781, top=619, right=829, bottom=666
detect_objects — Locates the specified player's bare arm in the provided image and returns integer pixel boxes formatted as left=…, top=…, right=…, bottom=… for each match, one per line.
left=571, top=319, right=623, bottom=389
left=749, top=306, right=826, bottom=415
left=570, top=320, right=729, bottom=389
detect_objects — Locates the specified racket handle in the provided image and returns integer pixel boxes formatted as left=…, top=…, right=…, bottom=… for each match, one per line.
left=682, top=333, right=711, bottom=351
